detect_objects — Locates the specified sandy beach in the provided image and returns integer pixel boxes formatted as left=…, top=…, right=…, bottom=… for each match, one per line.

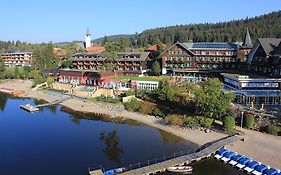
left=1, top=79, right=281, bottom=169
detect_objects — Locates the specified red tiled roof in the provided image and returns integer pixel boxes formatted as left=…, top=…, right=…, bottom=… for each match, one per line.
left=146, top=44, right=167, bottom=51
left=86, top=44, right=105, bottom=53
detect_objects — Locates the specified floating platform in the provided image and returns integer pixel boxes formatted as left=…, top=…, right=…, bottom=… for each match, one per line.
left=20, top=104, right=40, bottom=112
left=89, top=169, right=103, bottom=175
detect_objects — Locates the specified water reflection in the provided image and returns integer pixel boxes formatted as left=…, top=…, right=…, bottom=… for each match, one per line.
left=0, top=93, right=8, bottom=111
left=158, top=130, right=182, bottom=144
left=70, top=115, right=81, bottom=125
left=100, top=129, right=124, bottom=163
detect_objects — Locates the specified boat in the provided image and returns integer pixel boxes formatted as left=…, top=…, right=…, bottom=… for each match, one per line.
left=167, top=166, right=193, bottom=174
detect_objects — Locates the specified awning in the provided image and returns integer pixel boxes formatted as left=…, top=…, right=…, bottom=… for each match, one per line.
left=254, top=164, right=269, bottom=173
left=230, top=154, right=244, bottom=161
left=238, top=157, right=251, bottom=165
left=246, top=161, right=260, bottom=169
left=263, top=168, right=279, bottom=175
left=223, top=151, right=236, bottom=158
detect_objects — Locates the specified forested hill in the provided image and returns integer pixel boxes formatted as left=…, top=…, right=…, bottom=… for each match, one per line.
left=93, top=34, right=134, bottom=43
left=137, top=11, right=281, bottom=46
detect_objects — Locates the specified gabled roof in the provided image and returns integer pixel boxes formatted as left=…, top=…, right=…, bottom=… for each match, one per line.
left=145, top=44, right=167, bottom=51
left=72, top=52, right=107, bottom=61
left=160, top=42, right=195, bottom=56
left=274, top=42, right=281, bottom=56
left=257, top=38, right=281, bottom=56
left=242, top=28, right=253, bottom=48
left=182, top=42, right=238, bottom=50
left=116, top=52, right=150, bottom=61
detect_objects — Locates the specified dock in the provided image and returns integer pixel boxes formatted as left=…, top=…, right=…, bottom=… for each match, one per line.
left=89, top=135, right=241, bottom=175
left=20, top=96, right=72, bottom=112
left=20, top=104, right=40, bottom=112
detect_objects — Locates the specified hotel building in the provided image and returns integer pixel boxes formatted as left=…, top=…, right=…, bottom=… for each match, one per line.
left=1, top=51, right=32, bottom=67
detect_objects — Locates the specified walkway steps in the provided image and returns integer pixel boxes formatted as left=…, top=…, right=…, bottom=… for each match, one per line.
left=118, top=135, right=240, bottom=175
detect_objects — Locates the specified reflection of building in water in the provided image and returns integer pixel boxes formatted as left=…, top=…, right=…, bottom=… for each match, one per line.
left=100, top=130, right=123, bottom=163
left=222, top=73, right=281, bottom=106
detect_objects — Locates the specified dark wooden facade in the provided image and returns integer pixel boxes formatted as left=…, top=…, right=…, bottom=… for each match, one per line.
left=247, top=38, right=281, bottom=78
left=115, top=52, right=151, bottom=74
left=161, top=42, right=238, bottom=75
left=71, top=52, right=106, bottom=70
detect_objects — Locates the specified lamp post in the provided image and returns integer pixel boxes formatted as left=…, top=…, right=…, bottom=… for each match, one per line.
left=240, top=111, right=244, bottom=132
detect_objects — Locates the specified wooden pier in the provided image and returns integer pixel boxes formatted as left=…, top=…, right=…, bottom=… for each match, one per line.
left=89, top=135, right=240, bottom=175
left=20, top=96, right=72, bottom=112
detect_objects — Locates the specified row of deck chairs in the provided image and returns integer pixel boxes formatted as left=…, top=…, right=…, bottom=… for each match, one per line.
left=214, top=148, right=280, bottom=175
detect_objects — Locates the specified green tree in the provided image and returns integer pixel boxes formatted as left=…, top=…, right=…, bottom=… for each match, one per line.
left=61, top=60, right=71, bottom=68
left=0, top=58, right=5, bottom=79
left=223, top=115, right=235, bottom=132
left=156, top=80, right=176, bottom=101
left=245, top=114, right=255, bottom=129
left=32, top=47, right=42, bottom=70
left=102, top=35, right=108, bottom=46
left=151, top=61, right=161, bottom=76
left=14, top=66, right=20, bottom=79
left=266, top=124, right=280, bottom=136
left=124, top=98, right=139, bottom=111
left=193, top=78, right=235, bottom=119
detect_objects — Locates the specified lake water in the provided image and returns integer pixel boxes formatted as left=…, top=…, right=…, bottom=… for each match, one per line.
left=0, top=93, right=245, bottom=175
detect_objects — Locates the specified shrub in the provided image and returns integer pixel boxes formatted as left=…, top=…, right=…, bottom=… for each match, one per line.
left=124, top=98, right=139, bottom=112
left=124, top=90, right=135, bottom=97
left=200, top=117, right=214, bottom=128
left=184, top=116, right=199, bottom=128
left=245, top=114, right=255, bottom=129
left=138, top=101, right=155, bottom=115
left=266, top=124, right=280, bottom=136
left=152, top=107, right=164, bottom=117
left=223, top=115, right=235, bottom=132
left=46, top=77, right=54, bottom=86
left=165, top=114, right=185, bottom=126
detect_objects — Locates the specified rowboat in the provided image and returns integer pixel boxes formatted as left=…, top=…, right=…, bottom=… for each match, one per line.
left=167, top=166, right=193, bottom=174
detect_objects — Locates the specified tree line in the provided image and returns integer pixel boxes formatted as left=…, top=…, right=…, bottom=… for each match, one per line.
left=137, top=11, right=281, bottom=46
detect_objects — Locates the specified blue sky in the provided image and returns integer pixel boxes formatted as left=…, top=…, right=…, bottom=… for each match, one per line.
left=0, top=0, right=280, bottom=43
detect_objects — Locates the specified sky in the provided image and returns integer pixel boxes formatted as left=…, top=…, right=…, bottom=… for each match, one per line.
left=0, top=0, right=280, bottom=43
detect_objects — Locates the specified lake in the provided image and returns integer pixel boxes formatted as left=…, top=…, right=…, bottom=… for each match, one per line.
left=0, top=93, right=245, bottom=175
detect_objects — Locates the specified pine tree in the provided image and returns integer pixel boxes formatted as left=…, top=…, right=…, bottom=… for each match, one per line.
left=151, top=61, right=161, bottom=76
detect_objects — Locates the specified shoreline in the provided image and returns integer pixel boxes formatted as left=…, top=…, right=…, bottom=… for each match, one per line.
left=24, top=91, right=227, bottom=146
left=0, top=79, right=226, bottom=146
left=1, top=80, right=281, bottom=169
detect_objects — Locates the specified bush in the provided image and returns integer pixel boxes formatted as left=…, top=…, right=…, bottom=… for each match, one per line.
left=124, top=90, right=135, bottom=97
left=152, top=107, right=164, bottom=117
left=165, top=114, right=185, bottom=126
left=223, top=115, right=235, bottom=132
left=46, top=77, right=54, bottom=86
left=245, top=114, right=255, bottom=129
left=96, top=96, right=121, bottom=103
left=184, top=116, right=199, bottom=128
left=124, top=98, right=139, bottom=112
left=138, top=101, right=155, bottom=115
left=266, top=124, right=280, bottom=136
left=200, top=117, right=214, bottom=128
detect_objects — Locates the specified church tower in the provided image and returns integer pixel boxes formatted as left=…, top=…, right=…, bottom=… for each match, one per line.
left=85, top=28, right=91, bottom=49
left=242, top=28, right=253, bottom=48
